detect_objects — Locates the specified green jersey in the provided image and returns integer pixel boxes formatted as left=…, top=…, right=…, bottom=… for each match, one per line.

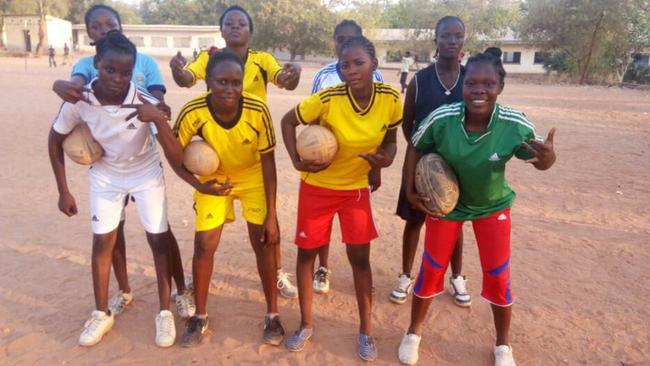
left=412, top=102, right=543, bottom=221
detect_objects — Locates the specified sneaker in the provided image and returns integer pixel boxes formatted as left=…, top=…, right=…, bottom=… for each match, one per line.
left=262, top=314, right=285, bottom=346
left=155, top=310, right=176, bottom=348
left=180, top=315, right=208, bottom=348
left=448, top=275, right=472, bottom=307
left=358, top=333, right=378, bottom=361
left=78, top=310, right=114, bottom=346
left=277, top=270, right=298, bottom=299
left=286, top=327, right=313, bottom=352
left=108, top=291, right=133, bottom=316
left=398, top=333, right=421, bottom=365
left=170, top=274, right=194, bottom=298
left=494, top=345, right=516, bottom=366
left=389, top=274, right=413, bottom=304
left=313, top=266, right=331, bottom=294
left=174, top=290, right=196, bottom=319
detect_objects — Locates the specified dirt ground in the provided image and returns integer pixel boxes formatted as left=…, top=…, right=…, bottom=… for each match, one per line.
left=0, top=56, right=648, bottom=366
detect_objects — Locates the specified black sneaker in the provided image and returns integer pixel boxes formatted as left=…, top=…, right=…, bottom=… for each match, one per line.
left=262, top=315, right=285, bottom=346
left=181, top=315, right=208, bottom=348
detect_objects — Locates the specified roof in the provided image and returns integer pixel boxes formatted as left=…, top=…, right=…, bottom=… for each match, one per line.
left=72, top=24, right=220, bottom=32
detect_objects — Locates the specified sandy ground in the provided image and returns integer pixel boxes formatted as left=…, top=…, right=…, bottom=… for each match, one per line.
left=0, top=56, right=648, bottom=366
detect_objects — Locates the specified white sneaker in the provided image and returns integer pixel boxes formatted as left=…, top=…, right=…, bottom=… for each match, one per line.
left=448, top=275, right=472, bottom=307
left=78, top=310, right=114, bottom=346
left=494, top=345, right=516, bottom=366
left=174, top=289, right=196, bottom=319
left=277, top=270, right=298, bottom=299
left=398, top=333, right=421, bottom=365
left=108, top=291, right=133, bottom=316
left=155, top=310, right=176, bottom=348
left=313, top=266, right=331, bottom=294
left=390, top=274, right=413, bottom=304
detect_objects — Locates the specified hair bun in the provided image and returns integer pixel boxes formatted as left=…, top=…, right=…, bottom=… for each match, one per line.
left=484, top=47, right=502, bottom=59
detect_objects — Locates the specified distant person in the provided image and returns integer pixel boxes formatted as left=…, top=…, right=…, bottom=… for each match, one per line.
left=399, top=51, right=416, bottom=93
left=309, top=19, right=384, bottom=295
left=169, top=4, right=302, bottom=299
left=62, top=43, right=70, bottom=65
left=48, top=45, right=57, bottom=67
left=192, top=48, right=198, bottom=59
left=397, top=46, right=557, bottom=366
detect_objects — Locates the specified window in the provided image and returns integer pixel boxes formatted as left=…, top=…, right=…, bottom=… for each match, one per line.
left=534, top=52, right=549, bottom=64
left=198, top=37, right=213, bottom=48
left=129, top=36, right=144, bottom=47
left=151, top=36, right=167, bottom=48
left=503, top=51, right=521, bottom=64
left=83, top=35, right=91, bottom=46
left=173, top=37, right=191, bottom=48
left=632, top=53, right=650, bottom=65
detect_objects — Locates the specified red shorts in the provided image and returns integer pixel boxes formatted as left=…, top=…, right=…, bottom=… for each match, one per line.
left=413, top=209, right=513, bottom=306
left=295, top=181, right=378, bottom=249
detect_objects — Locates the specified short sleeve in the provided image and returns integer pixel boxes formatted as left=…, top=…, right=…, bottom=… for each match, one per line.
left=373, top=69, right=384, bottom=83
left=52, top=103, right=83, bottom=135
left=311, top=69, right=324, bottom=94
left=387, top=93, right=404, bottom=130
left=185, top=51, right=209, bottom=86
left=141, top=54, right=166, bottom=94
left=295, top=92, right=327, bottom=125
left=411, top=112, right=437, bottom=152
left=511, top=113, right=544, bottom=160
left=262, top=52, right=283, bottom=86
left=71, top=57, right=94, bottom=84
left=172, top=102, right=201, bottom=148
left=257, top=103, right=276, bottom=154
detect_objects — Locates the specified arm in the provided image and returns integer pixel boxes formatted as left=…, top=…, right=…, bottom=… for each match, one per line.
left=48, top=127, right=78, bottom=216
left=403, top=144, right=440, bottom=217
left=169, top=51, right=195, bottom=88
left=520, top=128, right=557, bottom=171
left=276, top=62, right=302, bottom=90
left=52, top=75, right=90, bottom=104
left=260, top=151, right=279, bottom=246
left=280, top=108, right=330, bottom=172
left=401, top=78, right=417, bottom=142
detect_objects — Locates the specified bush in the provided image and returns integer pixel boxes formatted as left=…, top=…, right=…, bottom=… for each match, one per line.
left=543, top=52, right=569, bottom=73
left=624, top=62, right=650, bottom=84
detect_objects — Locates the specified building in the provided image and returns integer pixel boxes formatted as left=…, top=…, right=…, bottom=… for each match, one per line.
left=73, top=24, right=225, bottom=57
left=1, top=15, right=72, bottom=54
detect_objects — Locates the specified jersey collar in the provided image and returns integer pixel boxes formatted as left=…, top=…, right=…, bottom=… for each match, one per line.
left=205, top=93, right=243, bottom=130
left=460, top=102, right=500, bottom=144
left=346, top=83, right=377, bottom=116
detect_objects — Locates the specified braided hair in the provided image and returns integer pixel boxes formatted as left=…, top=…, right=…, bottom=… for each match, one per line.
left=435, top=16, right=465, bottom=37
left=219, top=5, right=254, bottom=33
left=206, top=50, right=245, bottom=79
left=85, top=4, right=122, bottom=32
left=339, top=35, right=376, bottom=60
left=466, top=47, right=506, bottom=85
left=334, top=19, right=362, bottom=37
left=94, top=30, right=136, bottom=63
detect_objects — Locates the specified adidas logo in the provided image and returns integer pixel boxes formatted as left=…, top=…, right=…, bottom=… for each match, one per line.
left=206, top=213, right=214, bottom=219
left=126, top=123, right=137, bottom=130
left=242, top=138, right=252, bottom=145
left=298, top=231, right=307, bottom=239
left=381, top=125, right=388, bottom=131
left=91, top=215, right=99, bottom=222
left=489, top=153, right=500, bottom=162
left=497, top=213, right=508, bottom=221
left=254, top=76, right=259, bottom=82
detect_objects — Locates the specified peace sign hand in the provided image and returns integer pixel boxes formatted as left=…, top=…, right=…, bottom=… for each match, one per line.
left=122, top=93, right=169, bottom=125
left=521, top=128, right=557, bottom=170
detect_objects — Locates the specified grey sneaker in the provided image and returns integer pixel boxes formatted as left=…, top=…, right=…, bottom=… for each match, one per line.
left=286, top=327, right=313, bottom=352
left=108, top=291, right=133, bottom=316
left=180, top=316, right=208, bottom=348
left=358, top=333, right=378, bottom=361
left=448, top=275, right=472, bottom=307
left=262, top=315, right=285, bottom=346
left=313, top=266, right=330, bottom=294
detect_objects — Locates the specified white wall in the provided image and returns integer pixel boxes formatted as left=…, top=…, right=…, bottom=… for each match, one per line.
left=45, top=16, right=73, bottom=50
left=500, top=44, right=546, bottom=74
left=2, top=15, right=71, bottom=54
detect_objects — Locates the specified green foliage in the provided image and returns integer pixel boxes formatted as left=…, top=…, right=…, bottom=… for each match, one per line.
left=624, top=62, right=650, bottom=84
left=542, top=52, right=570, bottom=73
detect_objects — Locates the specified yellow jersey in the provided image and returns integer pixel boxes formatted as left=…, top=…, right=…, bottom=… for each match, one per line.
left=295, top=82, right=403, bottom=190
left=173, top=91, right=276, bottom=185
left=185, top=49, right=283, bottom=101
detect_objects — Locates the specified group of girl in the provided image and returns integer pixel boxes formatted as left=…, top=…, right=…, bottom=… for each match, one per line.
left=47, top=4, right=556, bottom=365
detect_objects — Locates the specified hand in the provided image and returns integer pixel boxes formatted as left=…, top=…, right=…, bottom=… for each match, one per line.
left=157, top=101, right=172, bottom=120
left=292, top=158, right=331, bottom=173
left=277, top=63, right=301, bottom=87
left=521, top=128, right=557, bottom=170
left=53, top=80, right=91, bottom=104
left=169, top=51, right=187, bottom=71
left=358, top=146, right=393, bottom=168
left=261, top=215, right=280, bottom=247
left=406, top=190, right=443, bottom=218
left=58, top=192, right=78, bottom=217
left=196, top=177, right=233, bottom=196
left=122, top=93, right=169, bottom=124
left=368, top=168, right=381, bottom=192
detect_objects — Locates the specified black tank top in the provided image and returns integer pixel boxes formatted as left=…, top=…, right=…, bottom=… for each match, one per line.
left=413, top=63, right=466, bottom=124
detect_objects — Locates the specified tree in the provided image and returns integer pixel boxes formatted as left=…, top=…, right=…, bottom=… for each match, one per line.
left=519, top=0, right=650, bottom=84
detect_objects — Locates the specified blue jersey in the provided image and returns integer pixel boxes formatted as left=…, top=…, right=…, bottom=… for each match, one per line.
left=311, top=61, right=383, bottom=94
left=72, top=52, right=166, bottom=94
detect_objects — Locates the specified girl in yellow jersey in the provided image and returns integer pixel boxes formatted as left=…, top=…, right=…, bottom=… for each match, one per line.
left=281, top=36, right=402, bottom=361
left=170, top=5, right=300, bottom=298
left=171, top=51, right=284, bottom=348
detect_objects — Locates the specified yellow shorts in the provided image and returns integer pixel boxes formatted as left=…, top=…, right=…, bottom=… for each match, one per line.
left=193, top=180, right=267, bottom=231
